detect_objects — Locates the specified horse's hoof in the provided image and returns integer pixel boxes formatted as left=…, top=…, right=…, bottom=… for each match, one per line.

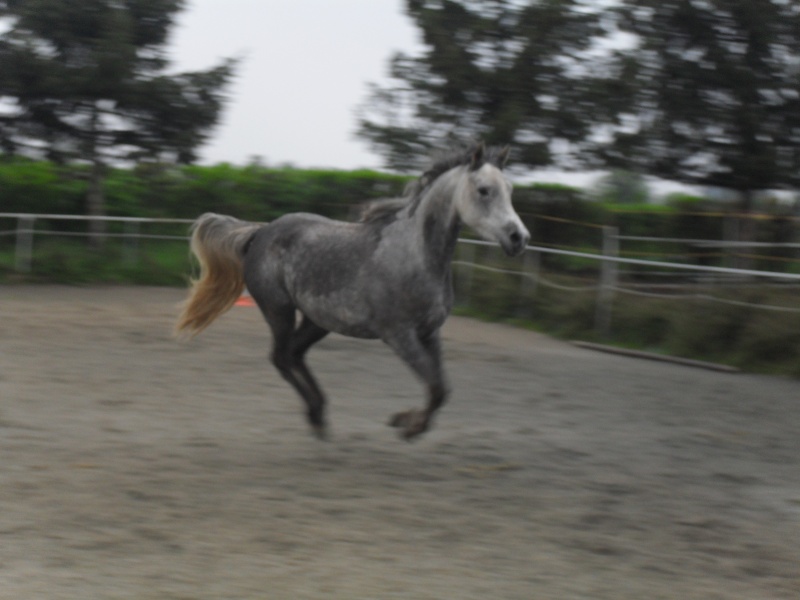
left=388, top=411, right=410, bottom=428
left=311, top=423, right=329, bottom=441
left=388, top=410, right=428, bottom=440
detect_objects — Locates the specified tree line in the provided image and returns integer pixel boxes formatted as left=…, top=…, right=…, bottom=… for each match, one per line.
left=358, top=0, right=800, bottom=213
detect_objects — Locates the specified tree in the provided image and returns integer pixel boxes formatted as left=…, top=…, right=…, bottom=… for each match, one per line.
left=361, top=0, right=800, bottom=217
left=595, top=169, right=650, bottom=205
left=357, top=0, right=625, bottom=172
left=0, top=0, right=237, bottom=239
left=604, top=0, right=800, bottom=212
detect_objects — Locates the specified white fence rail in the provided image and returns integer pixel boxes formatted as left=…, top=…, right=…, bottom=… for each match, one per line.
left=617, top=234, right=800, bottom=249
left=458, top=237, right=800, bottom=279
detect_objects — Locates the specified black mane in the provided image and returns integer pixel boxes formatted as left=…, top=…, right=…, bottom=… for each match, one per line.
left=359, top=143, right=508, bottom=224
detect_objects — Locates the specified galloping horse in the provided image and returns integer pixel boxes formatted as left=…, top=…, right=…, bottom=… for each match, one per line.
left=176, top=143, right=530, bottom=439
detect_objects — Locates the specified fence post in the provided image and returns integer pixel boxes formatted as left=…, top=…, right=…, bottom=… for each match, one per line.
left=722, top=215, right=738, bottom=272
left=595, top=226, right=619, bottom=337
left=15, top=215, right=34, bottom=273
left=518, top=248, right=540, bottom=317
left=123, top=220, right=140, bottom=265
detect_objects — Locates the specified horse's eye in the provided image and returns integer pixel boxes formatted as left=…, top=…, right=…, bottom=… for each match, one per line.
left=477, top=186, right=490, bottom=197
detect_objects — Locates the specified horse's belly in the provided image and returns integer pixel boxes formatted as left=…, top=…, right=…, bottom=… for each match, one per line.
left=295, top=294, right=381, bottom=339
left=295, top=287, right=450, bottom=341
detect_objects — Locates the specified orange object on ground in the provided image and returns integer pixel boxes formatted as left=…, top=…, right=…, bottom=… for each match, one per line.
left=234, top=295, right=256, bottom=307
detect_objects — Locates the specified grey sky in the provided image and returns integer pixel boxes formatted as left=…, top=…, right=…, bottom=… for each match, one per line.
left=170, top=0, right=420, bottom=170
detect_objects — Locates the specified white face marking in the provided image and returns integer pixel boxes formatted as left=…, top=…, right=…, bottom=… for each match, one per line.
left=456, top=164, right=530, bottom=256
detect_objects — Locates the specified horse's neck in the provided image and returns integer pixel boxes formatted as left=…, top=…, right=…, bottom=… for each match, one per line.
left=410, top=169, right=463, bottom=267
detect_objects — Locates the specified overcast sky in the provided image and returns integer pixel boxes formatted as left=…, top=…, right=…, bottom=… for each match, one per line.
left=167, top=1, right=629, bottom=190
left=169, top=0, right=420, bottom=170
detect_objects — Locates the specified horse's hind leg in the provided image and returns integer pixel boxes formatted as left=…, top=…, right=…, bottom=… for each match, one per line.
left=289, top=315, right=330, bottom=435
left=267, top=307, right=330, bottom=438
left=384, top=329, right=450, bottom=440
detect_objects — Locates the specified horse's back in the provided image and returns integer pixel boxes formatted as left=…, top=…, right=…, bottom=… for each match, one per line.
left=259, top=212, right=347, bottom=242
left=242, top=213, right=377, bottom=330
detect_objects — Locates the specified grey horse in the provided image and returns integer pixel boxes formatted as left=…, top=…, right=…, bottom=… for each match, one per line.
left=176, top=143, right=530, bottom=439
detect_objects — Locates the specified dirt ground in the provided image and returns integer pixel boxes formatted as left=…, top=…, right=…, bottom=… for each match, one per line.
left=1, top=285, right=798, bottom=600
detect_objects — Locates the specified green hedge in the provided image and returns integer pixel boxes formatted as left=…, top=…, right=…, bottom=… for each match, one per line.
left=0, top=159, right=410, bottom=221
left=1, top=159, right=795, bottom=248
left=0, top=158, right=87, bottom=214
left=2, top=157, right=797, bottom=281
left=107, top=163, right=411, bottom=222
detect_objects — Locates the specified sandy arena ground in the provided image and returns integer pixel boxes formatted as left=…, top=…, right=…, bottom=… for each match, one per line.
left=1, top=285, right=799, bottom=599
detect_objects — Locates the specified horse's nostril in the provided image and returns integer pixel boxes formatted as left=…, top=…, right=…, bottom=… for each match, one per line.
left=502, top=223, right=528, bottom=255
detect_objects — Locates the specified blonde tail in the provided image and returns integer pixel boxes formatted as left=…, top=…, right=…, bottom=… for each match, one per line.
left=175, top=213, right=261, bottom=337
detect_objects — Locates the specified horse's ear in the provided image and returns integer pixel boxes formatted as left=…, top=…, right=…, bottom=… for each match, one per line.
left=495, top=146, right=510, bottom=169
left=469, top=142, right=486, bottom=171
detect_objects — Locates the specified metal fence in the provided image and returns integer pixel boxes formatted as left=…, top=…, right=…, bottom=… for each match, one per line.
left=3, top=213, right=800, bottom=334
left=0, top=213, right=194, bottom=272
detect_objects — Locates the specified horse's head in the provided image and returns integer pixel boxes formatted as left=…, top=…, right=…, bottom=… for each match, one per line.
left=455, top=144, right=530, bottom=257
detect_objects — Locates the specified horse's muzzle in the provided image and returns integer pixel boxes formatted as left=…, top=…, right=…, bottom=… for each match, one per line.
left=501, top=224, right=530, bottom=257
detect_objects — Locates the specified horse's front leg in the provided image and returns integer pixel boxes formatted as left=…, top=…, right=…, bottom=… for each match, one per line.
left=384, top=329, right=450, bottom=440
